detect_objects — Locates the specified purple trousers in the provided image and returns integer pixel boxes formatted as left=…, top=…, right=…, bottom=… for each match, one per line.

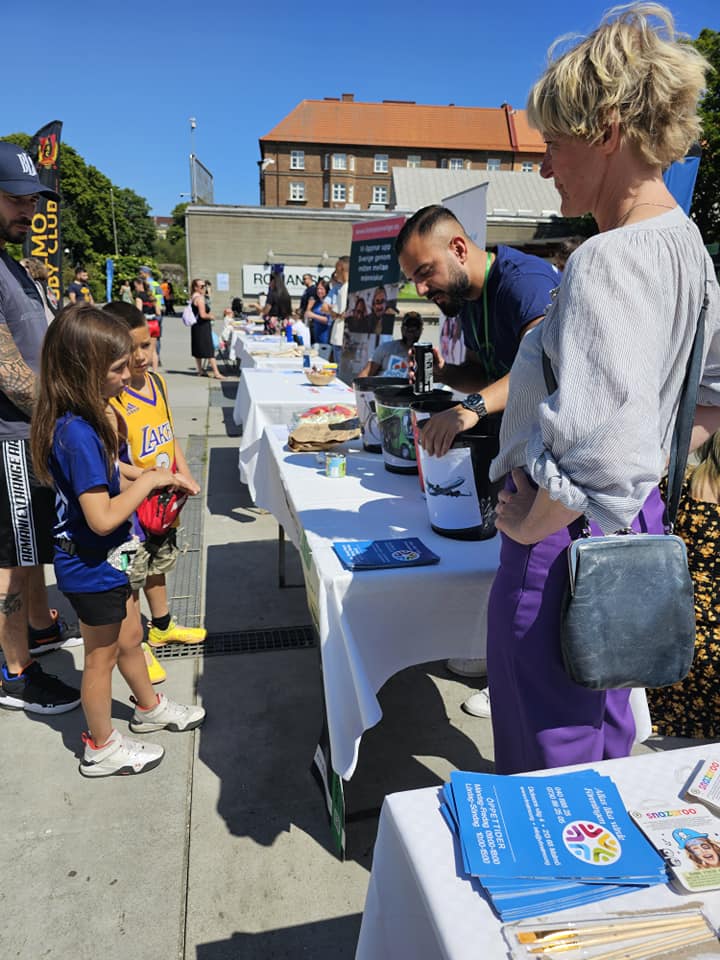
left=487, top=485, right=665, bottom=775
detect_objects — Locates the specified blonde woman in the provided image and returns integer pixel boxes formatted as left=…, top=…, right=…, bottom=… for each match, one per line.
left=488, top=3, right=720, bottom=774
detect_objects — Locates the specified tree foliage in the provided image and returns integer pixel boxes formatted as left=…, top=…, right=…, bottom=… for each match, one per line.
left=0, top=132, right=157, bottom=299
left=693, top=29, right=720, bottom=243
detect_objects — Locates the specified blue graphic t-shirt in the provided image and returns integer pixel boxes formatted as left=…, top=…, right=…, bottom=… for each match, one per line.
left=49, top=414, right=130, bottom=593
left=460, top=245, right=558, bottom=380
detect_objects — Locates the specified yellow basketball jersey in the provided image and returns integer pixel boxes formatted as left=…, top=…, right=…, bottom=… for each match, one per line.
left=110, top=373, right=175, bottom=470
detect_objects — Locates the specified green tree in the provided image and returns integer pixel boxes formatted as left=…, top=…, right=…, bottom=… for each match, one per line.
left=693, top=28, right=720, bottom=243
left=0, top=132, right=158, bottom=297
left=153, top=201, right=188, bottom=271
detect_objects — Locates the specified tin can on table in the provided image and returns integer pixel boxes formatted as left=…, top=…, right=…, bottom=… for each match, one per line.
left=412, top=342, right=434, bottom=395
left=325, top=452, right=347, bottom=478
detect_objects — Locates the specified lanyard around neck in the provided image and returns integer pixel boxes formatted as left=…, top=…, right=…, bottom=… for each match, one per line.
left=469, top=252, right=493, bottom=356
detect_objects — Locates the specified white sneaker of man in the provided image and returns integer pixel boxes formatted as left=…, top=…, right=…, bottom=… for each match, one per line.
left=462, top=686, right=491, bottom=719
left=446, top=658, right=487, bottom=678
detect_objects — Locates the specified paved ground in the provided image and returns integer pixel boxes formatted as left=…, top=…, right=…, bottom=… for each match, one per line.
left=0, top=315, right=700, bottom=959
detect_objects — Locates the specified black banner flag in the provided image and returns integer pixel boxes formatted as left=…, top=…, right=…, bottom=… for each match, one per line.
left=23, top=120, right=62, bottom=316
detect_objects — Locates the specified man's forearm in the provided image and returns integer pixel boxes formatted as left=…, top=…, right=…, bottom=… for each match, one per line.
left=436, top=361, right=489, bottom=394
left=0, top=324, right=36, bottom=416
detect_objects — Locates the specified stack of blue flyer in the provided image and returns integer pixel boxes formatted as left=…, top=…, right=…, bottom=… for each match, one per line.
left=442, top=769, right=667, bottom=920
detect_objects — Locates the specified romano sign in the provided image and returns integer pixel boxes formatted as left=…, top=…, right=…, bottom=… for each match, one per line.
left=242, top=264, right=334, bottom=297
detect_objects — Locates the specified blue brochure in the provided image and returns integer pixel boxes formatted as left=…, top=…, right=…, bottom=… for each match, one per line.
left=332, top=538, right=440, bottom=571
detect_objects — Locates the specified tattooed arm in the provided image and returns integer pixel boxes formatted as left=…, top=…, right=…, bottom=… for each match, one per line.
left=0, top=323, right=36, bottom=417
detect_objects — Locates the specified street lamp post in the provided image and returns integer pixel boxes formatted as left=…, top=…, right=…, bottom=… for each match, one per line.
left=189, top=117, right=197, bottom=203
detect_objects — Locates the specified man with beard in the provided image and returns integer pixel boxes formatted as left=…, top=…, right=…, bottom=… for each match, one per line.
left=0, top=142, right=81, bottom=715
left=396, top=205, right=557, bottom=457
left=396, top=204, right=557, bottom=715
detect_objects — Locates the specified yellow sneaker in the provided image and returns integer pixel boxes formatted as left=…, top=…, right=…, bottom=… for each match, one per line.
left=142, top=642, right=167, bottom=684
left=147, top=620, right=207, bottom=648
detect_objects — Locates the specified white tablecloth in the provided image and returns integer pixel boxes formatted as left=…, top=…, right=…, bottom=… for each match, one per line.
left=252, top=424, right=500, bottom=779
left=356, top=745, right=720, bottom=960
left=234, top=369, right=355, bottom=501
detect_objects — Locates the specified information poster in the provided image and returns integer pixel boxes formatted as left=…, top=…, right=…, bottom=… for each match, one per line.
left=339, top=216, right=405, bottom=384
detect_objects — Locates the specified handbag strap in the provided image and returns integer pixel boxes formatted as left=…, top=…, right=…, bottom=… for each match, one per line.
left=542, top=261, right=709, bottom=532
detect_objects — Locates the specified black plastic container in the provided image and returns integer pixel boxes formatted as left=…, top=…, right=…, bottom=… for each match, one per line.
left=373, top=385, right=448, bottom=474
left=353, top=376, right=407, bottom=453
left=417, top=414, right=502, bottom=539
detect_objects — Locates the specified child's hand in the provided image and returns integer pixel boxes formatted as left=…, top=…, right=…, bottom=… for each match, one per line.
left=173, top=470, right=200, bottom=496
left=145, top=468, right=195, bottom=493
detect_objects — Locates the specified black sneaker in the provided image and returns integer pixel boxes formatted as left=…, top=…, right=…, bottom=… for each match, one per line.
left=0, top=661, right=81, bottom=714
left=28, top=609, right=83, bottom=656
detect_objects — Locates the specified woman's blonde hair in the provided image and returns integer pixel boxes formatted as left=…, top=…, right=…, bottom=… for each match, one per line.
left=526, top=3, right=710, bottom=167
left=30, top=304, right=132, bottom=486
left=688, top=430, right=720, bottom=502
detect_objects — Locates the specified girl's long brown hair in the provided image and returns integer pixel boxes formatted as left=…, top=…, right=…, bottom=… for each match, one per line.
left=31, top=304, right=132, bottom=486
left=688, top=430, right=720, bottom=503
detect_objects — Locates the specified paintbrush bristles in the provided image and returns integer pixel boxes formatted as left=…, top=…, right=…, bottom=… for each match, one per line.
left=519, top=913, right=707, bottom=946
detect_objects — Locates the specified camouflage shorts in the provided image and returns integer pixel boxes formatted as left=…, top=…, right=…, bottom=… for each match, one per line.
left=128, top=530, right=179, bottom=591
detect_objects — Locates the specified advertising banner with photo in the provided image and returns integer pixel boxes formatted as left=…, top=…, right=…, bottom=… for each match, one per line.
left=438, top=183, right=488, bottom=367
left=23, top=120, right=62, bottom=316
left=340, top=215, right=406, bottom=384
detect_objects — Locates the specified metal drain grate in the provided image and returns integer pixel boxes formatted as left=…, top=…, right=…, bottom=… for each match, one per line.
left=153, top=625, right=316, bottom=659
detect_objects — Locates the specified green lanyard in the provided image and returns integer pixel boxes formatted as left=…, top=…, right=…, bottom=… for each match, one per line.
left=469, top=252, right=493, bottom=358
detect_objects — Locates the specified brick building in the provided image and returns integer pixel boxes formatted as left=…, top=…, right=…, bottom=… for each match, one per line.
left=259, top=95, right=546, bottom=210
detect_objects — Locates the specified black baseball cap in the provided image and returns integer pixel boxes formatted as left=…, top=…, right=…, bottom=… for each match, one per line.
left=0, top=142, right=59, bottom=200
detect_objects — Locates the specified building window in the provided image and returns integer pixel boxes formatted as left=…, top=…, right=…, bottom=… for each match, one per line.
left=372, top=186, right=388, bottom=205
left=332, top=183, right=346, bottom=202
left=448, top=158, right=464, bottom=170
left=288, top=182, right=305, bottom=202
left=374, top=153, right=389, bottom=173
left=407, top=155, right=421, bottom=168
left=486, top=158, right=501, bottom=171
left=323, top=183, right=329, bottom=203
left=332, top=153, right=347, bottom=171
left=290, top=150, right=305, bottom=170
left=521, top=161, right=534, bottom=172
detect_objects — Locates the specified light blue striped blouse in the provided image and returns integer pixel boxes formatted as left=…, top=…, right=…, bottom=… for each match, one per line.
left=490, top=207, right=720, bottom=533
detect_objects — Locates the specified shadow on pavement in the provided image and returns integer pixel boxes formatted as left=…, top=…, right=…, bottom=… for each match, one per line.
left=195, top=914, right=362, bottom=960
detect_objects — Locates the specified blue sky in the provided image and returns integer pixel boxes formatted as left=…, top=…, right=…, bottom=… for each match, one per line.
left=4, top=0, right=716, bottom=215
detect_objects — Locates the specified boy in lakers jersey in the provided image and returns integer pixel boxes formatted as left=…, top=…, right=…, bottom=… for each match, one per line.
left=104, top=302, right=206, bottom=657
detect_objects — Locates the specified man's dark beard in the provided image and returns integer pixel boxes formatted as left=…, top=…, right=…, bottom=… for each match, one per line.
left=431, top=263, right=471, bottom=317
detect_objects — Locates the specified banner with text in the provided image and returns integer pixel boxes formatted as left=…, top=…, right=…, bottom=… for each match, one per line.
left=340, top=216, right=406, bottom=384
left=23, top=120, right=62, bottom=317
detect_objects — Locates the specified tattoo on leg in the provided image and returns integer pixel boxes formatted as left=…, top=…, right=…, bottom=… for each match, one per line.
left=0, top=593, right=22, bottom=616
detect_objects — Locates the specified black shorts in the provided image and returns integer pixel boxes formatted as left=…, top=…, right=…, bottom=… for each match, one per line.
left=65, top=584, right=132, bottom=627
left=0, top=438, right=54, bottom=567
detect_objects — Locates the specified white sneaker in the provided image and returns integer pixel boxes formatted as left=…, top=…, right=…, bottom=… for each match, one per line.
left=129, top=692, right=206, bottom=733
left=462, top=687, right=491, bottom=718
left=79, top=728, right=164, bottom=777
left=446, top=658, right=488, bottom=678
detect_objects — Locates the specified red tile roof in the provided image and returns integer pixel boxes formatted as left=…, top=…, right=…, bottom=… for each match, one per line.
left=260, top=99, right=545, bottom=153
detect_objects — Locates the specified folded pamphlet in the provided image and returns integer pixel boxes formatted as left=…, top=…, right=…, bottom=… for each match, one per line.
left=332, top=538, right=440, bottom=571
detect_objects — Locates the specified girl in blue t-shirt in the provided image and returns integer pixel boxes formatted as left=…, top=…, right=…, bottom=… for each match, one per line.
left=31, top=304, right=205, bottom=778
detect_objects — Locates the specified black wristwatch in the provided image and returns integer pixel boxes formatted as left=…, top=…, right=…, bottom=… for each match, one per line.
left=461, top=393, right=488, bottom=419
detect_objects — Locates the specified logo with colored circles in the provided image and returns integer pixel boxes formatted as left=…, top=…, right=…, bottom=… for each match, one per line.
left=562, top=820, right=621, bottom=865
left=391, top=549, right=420, bottom=562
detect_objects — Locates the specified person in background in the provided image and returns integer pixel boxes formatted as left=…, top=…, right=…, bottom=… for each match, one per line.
left=119, top=279, right=134, bottom=304
left=305, top=277, right=331, bottom=344
left=188, top=278, right=226, bottom=380
left=358, top=311, right=424, bottom=378
left=488, top=2, right=719, bottom=775
left=327, top=256, right=350, bottom=363
left=20, top=257, right=55, bottom=323
left=553, top=236, right=587, bottom=272
left=231, top=297, right=244, bottom=318
left=66, top=266, right=93, bottom=305
left=139, top=266, right=164, bottom=368
left=647, top=430, right=720, bottom=738
left=298, top=273, right=316, bottom=318
left=161, top=277, right=175, bottom=316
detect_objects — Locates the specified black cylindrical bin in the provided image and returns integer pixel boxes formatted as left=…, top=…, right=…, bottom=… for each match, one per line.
left=353, top=376, right=407, bottom=453
left=417, top=415, right=502, bottom=539
left=409, top=397, right=463, bottom=492
left=373, top=385, right=448, bottom=474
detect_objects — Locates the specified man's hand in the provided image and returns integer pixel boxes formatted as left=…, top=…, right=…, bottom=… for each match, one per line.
left=420, top=404, right=479, bottom=458
left=408, top=346, right=444, bottom=385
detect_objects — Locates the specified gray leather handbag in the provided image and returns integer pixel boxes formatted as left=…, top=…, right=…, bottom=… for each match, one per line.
left=542, top=278, right=708, bottom=690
